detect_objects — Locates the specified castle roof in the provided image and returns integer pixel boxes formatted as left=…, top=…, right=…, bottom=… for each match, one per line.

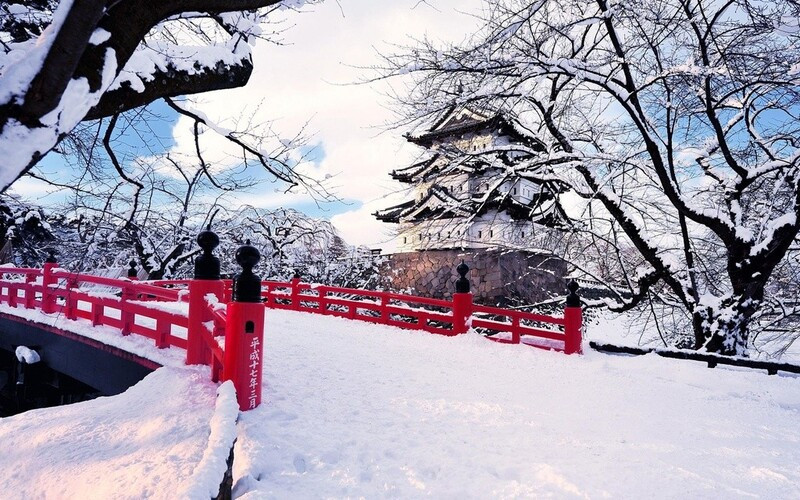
left=374, top=186, right=568, bottom=228
left=405, top=105, right=544, bottom=149
left=389, top=154, right=441, bottom=183
left=374, top=185, right=470, bottom=223
left=390, top=150, right=543, bottom=185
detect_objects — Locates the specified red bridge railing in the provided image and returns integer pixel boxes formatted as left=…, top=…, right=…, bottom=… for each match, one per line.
left=0, top=263, right=189, bottom=349
left=0, top=233, right=267, bottom=411
left=252, top=275, right=582, bottom=354
left=0, top=232, right=584, bottom=411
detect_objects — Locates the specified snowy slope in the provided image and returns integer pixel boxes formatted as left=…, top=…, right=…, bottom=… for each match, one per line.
left=0, top=366, right=237, bottom=499
left=234, top=310, right=800, bottom=498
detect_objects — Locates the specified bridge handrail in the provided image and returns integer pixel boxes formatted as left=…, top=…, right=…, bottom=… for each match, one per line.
left=52, top=270, right=182, bottom=301
left=0, top=266, right=42, bottom=276
left=256, top=279, right=582, bottom=353
left=0, top=268, right=190, bottom=351
left=261, top=279, right=459, bottom=334
left=471, top=303, right=567, bottom=346
left=14, top=266, right=581, bottom=354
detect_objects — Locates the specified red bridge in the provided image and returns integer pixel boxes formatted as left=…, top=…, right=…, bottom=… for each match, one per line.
left=0, top=230, right=583, bottom=411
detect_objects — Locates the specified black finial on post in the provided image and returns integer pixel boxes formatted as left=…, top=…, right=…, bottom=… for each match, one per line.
left=45, top=249, right=57, bottom=264
left=233, top=240, right=262, bottom=303
left=455, top=260, right=470, bottom=293
left=566, top=280, right=581, bottom=307
left=127, top=259, right=138, bottom=278
left=194, top=228, right=220, bottom=280
left=293, top=268, right=301, bottom=280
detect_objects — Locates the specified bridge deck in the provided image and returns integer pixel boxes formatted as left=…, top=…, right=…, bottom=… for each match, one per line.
left=236, top=309, right=800, bottom=498
left=0, top=365, right=237, bottom=498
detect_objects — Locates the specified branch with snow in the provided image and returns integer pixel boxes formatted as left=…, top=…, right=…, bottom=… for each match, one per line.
left=0, top=0, right=320, bottom=191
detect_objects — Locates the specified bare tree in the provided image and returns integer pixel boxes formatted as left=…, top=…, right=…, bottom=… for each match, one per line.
left=377, top=0, right=800, bottom=355
left=0, top=0, right=319, bottom=191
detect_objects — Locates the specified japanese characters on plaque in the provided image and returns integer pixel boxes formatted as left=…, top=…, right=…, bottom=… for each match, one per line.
left=248, top=336, right=261, bottom=409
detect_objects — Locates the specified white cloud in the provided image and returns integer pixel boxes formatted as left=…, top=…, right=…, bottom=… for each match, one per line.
left=331, top=202, right=397, bottom=252
left=7, top=175, right=57, bottom=199
left=165, top=0, right=484, bottom=246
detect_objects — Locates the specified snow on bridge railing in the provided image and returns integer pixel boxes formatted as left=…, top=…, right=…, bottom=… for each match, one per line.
left=0, top=230, right=583, bottom=413
left=0, top=261, right=189, bottom=349
left=0, top=233, right=268, bottom=412
left=154, top=258, right=584, bottom=353
left=252, top=264, right=583, bottom=354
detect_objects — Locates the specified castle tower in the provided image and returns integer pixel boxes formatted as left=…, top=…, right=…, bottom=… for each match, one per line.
left=374, top=106, right=569, bottom=305
left=375, top=106, right=566, bottom=252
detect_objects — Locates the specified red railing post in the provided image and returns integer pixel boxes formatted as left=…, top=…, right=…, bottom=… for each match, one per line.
left=119, top=260, right=140, bottom=335
left=24, top=273, right=35, bottom=309
left=211, top=318, right=226, bottom=382
left=380, top=294, right=389, bottom=323
left=64, top=278, right=78, bottom=320
left=290, top=272, right=301, bottom=311
left=91, top=302, right=103, bottom=326
left=188, top=230, right=224, bottom=365
left=41, top=252, right=58, bottom=314
left=564, top=280, right=583, bottom=355
left=511, top=316, right=520, bottom=344
left=7, top=282, right=16, bottom=308
left=452, top=260, right=473, bottom=335
left=319, top=287, right=327, bottom=314
left=155, top=318, right=170, bottom=349
left=223, top=241, right=265, bottom=411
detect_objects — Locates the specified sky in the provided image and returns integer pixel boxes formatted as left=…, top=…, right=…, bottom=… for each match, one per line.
left=9, top=0, right=485, bottom=250
left=179, top=0, right=485, bottom=249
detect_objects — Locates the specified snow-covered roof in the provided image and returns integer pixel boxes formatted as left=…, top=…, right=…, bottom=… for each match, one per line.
left=374, top=185, right=470, bottom=223
left=390, top=154, right=441, bottom=183
left=374, top=184, right=568, bottom=227
left=405, top=104, right=544, bottom=150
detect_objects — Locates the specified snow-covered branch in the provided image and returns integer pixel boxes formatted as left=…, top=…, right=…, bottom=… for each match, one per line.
left=0, top=0, right=318, bottom=191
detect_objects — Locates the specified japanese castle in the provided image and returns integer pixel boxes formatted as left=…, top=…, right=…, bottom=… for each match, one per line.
left=375, top=106, right=567, bottom=252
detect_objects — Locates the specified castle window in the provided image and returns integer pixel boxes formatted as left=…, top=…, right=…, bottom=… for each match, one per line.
left=513, top=188, right=517, bottom=195
left=489, top=230, right=493, bottom=238
left=403, top=237, right=407, bottom=244
left=521, top=232, right=525, bottom=238
left=477, top=230, right=482, bottom=239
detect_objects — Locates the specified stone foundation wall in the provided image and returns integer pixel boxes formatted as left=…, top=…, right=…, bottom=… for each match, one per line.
left=380, top=249, right=567, bottom=305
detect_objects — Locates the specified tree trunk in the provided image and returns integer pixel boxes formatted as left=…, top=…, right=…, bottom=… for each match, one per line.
left=693, top=293, right=761, bottom=356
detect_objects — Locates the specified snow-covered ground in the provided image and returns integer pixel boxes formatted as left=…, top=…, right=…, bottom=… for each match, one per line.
left=231, top=310, right=800, bottom=498
left=0, top=366, right=238, bottom=499
left=0, top=307, right=799, bottom=498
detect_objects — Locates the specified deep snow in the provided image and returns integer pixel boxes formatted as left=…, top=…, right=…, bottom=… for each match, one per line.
left=0, top=366, right=237, bottom=499
left=0, top=306, right=798, bottom=498
left=234, top=310, right=800, bottom=498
